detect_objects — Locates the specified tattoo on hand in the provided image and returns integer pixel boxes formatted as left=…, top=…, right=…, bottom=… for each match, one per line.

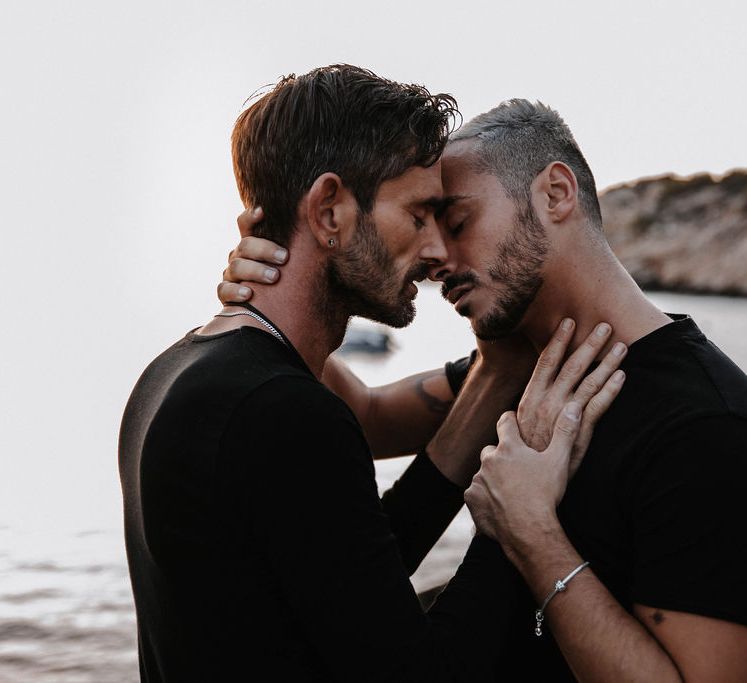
left=415, top=376, right=452, bottom=415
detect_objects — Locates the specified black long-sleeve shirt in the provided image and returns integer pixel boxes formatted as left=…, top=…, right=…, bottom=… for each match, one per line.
left=119, top=324, right=520, bottom=682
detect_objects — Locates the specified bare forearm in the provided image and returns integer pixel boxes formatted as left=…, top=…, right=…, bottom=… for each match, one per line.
left=366, top=369, right=454, bottom=457
left=427, top=357, right=524, bottom=487
left=322, top=357, right=454, bottom=458
left=507, top=521, right=681, bottom=682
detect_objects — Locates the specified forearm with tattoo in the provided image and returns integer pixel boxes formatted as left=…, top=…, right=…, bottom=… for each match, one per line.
left=414, top=372, right=453, bottom=416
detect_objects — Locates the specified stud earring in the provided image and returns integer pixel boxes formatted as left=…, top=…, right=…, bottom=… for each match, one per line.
left=328, top=238, right=336, bottom=247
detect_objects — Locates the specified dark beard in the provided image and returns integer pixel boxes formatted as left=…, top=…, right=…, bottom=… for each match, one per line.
left=326, top=211, right=423, bottom=328
left=442, top=203, right=548, bottom=340
left=476, top=203, right=547, bottom=338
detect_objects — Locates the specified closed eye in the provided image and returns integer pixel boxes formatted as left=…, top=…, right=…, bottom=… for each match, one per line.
left=448, top=221, right=465, bottom=237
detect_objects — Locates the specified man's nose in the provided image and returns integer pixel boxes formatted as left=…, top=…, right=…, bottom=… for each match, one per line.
left=428, top=261, right=455, bottom=283
left=421, top=219, right=456, bottom=282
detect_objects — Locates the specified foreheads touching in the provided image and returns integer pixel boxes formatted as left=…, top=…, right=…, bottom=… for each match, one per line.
left=230, top=64, right=460, bottom=246
left=448, top=99, right=603, bottom=229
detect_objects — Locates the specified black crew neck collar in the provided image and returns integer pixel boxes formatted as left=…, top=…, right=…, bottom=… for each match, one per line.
left=626, top=313, right=702, bottom=357
left=187, top=303, right=313, bottom=376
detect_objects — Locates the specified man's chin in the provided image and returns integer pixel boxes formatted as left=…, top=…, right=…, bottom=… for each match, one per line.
left=454, top=303, right=501, bottom=340
left=357, top=299, right=415, bottom=329
left=471, top=309, right=520, bottom=341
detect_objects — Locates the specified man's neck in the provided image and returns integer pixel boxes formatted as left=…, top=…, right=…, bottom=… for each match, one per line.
left=520, top=244, right=673, bottom=358
left=199, top=233, right=348, bottom=379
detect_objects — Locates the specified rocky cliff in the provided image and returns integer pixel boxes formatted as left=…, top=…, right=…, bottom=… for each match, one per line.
left=599, top=170, right=747, bottom=296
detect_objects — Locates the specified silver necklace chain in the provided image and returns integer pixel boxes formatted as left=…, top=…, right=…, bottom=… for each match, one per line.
left=214, top=309, right=286, bottom=345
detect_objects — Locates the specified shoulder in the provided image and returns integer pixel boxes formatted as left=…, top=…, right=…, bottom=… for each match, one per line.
left=653, top=411, right=747, bottom=466
left=621, top=316, right=747, bottom=430
left=223, top=373, right=371, bottom=468
left=245, top=373, right=361, bottom=427
left=633, top=413, right=747, bottom=510
left=680, top=336, right=747, bottom=417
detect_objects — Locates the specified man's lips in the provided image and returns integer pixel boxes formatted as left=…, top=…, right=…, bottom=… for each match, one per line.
left=447, top=284, right=472, bottom=305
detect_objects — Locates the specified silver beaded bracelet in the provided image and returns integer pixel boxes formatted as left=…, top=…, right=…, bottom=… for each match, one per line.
left=534, top=561, right=590, bottom=636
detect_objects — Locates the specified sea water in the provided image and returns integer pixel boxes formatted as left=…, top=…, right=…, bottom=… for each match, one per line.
left=1, top=288, right=745, bottom=682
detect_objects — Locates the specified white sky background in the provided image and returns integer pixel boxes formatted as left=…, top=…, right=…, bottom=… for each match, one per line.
left=0, top=0, right=745, bottom=530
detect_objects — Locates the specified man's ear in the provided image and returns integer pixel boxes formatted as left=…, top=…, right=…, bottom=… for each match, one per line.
left=534, top=162, right=578, bottom=223
left=304, top=173, right=358, bottom=249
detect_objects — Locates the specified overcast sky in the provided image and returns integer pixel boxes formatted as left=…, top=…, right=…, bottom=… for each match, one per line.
left=1, top=0, right=745, bottom=530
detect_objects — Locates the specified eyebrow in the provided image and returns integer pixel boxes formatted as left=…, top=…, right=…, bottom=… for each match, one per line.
left=407, top=195, right=445, bottom=214
left=435, top=194, right=472, bottom=218
left=421, top=195, right=446, bottom=209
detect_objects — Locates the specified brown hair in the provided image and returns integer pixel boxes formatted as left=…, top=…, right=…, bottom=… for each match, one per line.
left=231, top=64, right=459, bottom=246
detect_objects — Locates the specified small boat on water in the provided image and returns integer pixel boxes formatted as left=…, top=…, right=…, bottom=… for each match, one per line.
left=339, top=326, right=392, bottom=355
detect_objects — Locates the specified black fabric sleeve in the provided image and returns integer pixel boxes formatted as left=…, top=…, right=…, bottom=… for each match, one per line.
left=630, top=414, right=747, bottom=625
left=444, top=350, right=477, bottom=396
left=380, top=450, right=466, bottom=575
left=228, top=376, right=520, bottom=682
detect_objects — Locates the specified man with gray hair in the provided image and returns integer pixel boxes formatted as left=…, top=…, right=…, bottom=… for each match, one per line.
left=224, top=97, right=747, bottom=680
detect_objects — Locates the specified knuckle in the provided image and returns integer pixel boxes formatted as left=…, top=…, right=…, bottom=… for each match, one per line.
left=583, top=408, right=599, bottom=426
left=537, top=353, right=557, bottom=371
left=585, top=394, right=606, bottom=418
left=563, top=358, right=583, bottom=376
left=226, top=260, right=237, bottom=278
left=216, top=281, right=234, bottom=302
left=465, top=478, right=481, bottom=501
left=558, top=419, right=576, bottom=434
left=580, top=375, right=600, bottom=395
left=246, top=237, right=263, bottom=258
left=464, top=488, right=476, bottom=509
left=587, top=389, right=601, bottom=404
left=237, top=236, right=252, bottom=256
left=497, top=410, right=515, bottom=426
left=585, top=333, right=604, bottom=349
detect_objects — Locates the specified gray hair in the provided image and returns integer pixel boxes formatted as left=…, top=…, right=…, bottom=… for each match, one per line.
left=450, top=99, right=602, bottom=226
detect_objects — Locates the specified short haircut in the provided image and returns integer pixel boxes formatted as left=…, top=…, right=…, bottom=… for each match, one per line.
left=231, top=64, right=459, bottom=246
left=450, top=99, right=602, bottom=226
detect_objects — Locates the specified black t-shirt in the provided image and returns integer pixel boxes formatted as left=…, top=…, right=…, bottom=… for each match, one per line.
left=119, top=324, right=519, bottom=682
left=497, top=315, right=747, bottom=680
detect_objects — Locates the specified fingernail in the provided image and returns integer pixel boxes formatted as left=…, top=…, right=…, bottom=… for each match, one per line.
left=596, top=323, right=610, bottom=337
left=274, top=248, right=288, bottom=263
left=562, top=318, right=574, bottom=331
left=613, top=369, right=625, bottom=383
left=612, top=342, right=626, bottom=356
left=238, top=286, right=250, bottom=299
left=252, top=206, right=262, bottom=217
left=564, top=402, right=582, bottom=420
left=264, top=268, right=278, bottom=282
